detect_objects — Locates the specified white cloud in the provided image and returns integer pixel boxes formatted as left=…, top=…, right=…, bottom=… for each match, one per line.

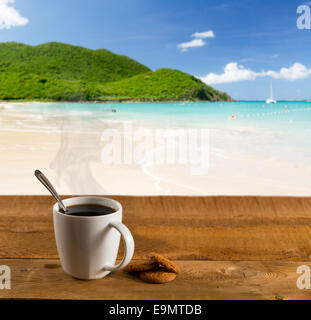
left=199, top=62, right=263, bottom=84
left=178, top=38, right=205, bottom=52
left=178, top=30, right=215, bottom=52
left=0, top=0, right=28, bottom=30
left=266, top=63, right=311, bottom=81
left=192, top=30, right=215, bottom=39
left=199, top=62, right=311, bottom=85
left=272, top=53, right=279, bottom=58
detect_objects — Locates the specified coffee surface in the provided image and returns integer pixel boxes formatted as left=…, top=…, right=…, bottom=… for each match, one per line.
left=65, top=204, right=116, bottom=216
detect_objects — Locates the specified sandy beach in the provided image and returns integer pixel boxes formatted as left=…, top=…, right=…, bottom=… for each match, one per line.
left=0, top=101, right=310, bottom=195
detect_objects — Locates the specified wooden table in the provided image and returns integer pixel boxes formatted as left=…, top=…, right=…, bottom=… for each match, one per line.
left=1, top=196, right=311, bottom=300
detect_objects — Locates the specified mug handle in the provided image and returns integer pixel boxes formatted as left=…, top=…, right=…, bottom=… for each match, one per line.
left=103, top=222, right=135, bottom=271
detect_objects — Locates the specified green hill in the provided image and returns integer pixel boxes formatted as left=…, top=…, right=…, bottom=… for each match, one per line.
left=99, top=68, right=231, bottom=102
left=0, top=42, right=150, bottom=82
left=0, top=42, right=231, bottom=102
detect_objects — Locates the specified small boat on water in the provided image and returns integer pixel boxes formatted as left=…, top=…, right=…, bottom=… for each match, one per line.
left=266, top=80, right=277, bottom=104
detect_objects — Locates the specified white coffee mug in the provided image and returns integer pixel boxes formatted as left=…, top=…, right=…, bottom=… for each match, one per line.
left=53, top=196, right=134, bottom=280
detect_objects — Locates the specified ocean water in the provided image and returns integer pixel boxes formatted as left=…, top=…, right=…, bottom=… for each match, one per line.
left=5, top=100, right=311, bottom=130
left=4, top=100, right=311, bottom=154
left=1, top=101, right=311, bottom=195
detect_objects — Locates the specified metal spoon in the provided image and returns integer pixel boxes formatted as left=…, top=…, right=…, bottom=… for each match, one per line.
left=34, top=170, right=67, bottom=212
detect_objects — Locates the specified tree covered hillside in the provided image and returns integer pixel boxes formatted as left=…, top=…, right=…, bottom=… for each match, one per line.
left=0, top=42, right=231, bottom=102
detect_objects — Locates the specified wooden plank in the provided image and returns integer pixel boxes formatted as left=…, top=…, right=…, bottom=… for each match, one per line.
left=1, top=196, right=311, bottom=260
left=0, top=259, right=310, bottom=300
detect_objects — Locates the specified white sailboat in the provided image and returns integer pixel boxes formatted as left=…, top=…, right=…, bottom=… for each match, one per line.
left=266, top=80, right=276, bottom=104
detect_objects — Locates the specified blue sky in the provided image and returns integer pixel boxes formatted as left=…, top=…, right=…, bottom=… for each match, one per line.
left=1, top=0, right=311, bottom=100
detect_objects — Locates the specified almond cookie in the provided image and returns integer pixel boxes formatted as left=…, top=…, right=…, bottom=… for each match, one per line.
left=147, top=252, right=181, bottom=274
left=139, top=270, right=176, bottom=284
left=123, top=261, right=157, bottom=273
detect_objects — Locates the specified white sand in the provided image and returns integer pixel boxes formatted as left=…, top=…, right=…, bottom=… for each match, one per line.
left=0, top=102, right=310, bottom=195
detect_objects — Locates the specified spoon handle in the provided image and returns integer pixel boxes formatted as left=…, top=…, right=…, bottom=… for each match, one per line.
left=34, top=170, right=67, bottom=212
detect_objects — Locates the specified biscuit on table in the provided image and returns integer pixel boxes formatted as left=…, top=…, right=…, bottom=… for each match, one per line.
left=139, top=270, right=177, bottom=284
left=147, top=252, right=181, bottom=274
left=123, top=261, right=157, bottom=273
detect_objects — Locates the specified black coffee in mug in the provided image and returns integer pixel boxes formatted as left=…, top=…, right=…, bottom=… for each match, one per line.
left=65, top=204, right=116, bottom=216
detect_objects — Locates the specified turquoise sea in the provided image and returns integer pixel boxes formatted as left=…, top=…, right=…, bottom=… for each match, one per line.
left=10, top=100, right=311, bottom=155
left=12, top=100, right=311, bottom=130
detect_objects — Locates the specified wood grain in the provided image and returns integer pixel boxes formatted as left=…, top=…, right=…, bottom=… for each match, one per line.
left=1, top=196, right=311, bottom=260
left=0, top=259, right=310, bottom=300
